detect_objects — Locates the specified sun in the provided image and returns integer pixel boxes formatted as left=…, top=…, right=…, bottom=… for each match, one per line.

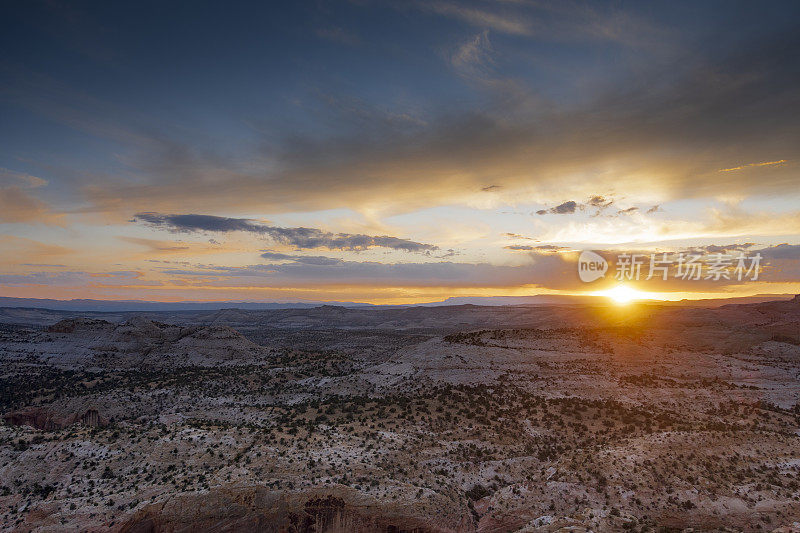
left=590, top=285, right=676, bottom=305
left=600, top=284, right=642, bottom=305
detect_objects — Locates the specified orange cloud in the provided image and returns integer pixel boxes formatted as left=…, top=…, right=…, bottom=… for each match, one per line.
left=0, top=187, right=61, bottom=225
left=0, top=235, right=72, bottom=265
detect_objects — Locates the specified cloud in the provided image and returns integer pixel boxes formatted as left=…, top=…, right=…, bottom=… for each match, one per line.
left=532, top=204, right=800, bottom=245
left=757, top=243, right=800, bottom=260
left=117, top=236, right=190, bottom=252
left=427, top=3, right=530, bottom=36
left=0, top=168, right=48, bottom=188
left=0, top=186, right=61, bottom=225
left=0, top=236, right=72, bottom=266
left=436, top=248, right=459, bottom=259
left=260, top=251, right=344, bottom=266
left=159, top=253, right=577, bottom=290
left=451, top=30, right=494, bottom=78
left=0, top=167, right=61, bottom=224
left=505, top=244, right=571, bottom=254
left=135, top=213, right=269, bottom=233
left=504, top=233, right=536, bottom=241
left=695, top=243, right=755, bottom=254
left=537, top=197, right=622, bottom=216
left=43, top=25, right=793, bottom=222
left=553, top=201, right=578, bottom=214
left=134, top=213, right=438, bottom=252
left=421, top=1, right=667, bottom=47
left=587, top=195, right=613, bottom=208
left=537, top=200, right=579, bottom=215
left=159, top=246, right=800, bottom=293
left=258, top=251, right=294, bottom=261
left=532, top=245, right=572, bottom=253
left=0, top=270, right=159, bottom=287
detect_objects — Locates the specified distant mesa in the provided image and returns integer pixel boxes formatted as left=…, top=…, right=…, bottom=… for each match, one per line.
left=47, top=317, right=113, bottom=333
left=42, top=316, right=268, bottom=369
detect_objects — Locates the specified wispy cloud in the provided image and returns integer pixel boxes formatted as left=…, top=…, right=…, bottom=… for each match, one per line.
left=0, top=236, right=72, bottom=266
left=0, top=270, right=159, bottom=287
left=505, top=244, right=572, bottom=254
left=117, top=236, right=190, bottom=253
left=451, top=30, right=494, bottom=78
left=134, top=213, right=438, bottom=253
left=427, top=2, right=531, bottom=36
left=0, top=167, right=60, bottom=225
left=315, top=26, right=361, bottom=46
left=0, top=186, right=61, bottom=225
left=422, top=0, right=667, bottom=47
left=0, top=168, right=48, bottom=188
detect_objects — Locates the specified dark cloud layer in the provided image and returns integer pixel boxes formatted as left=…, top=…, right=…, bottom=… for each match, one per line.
left=20, top=9, right=788, bottom=219
left=134, top=213, right=437, bottom=253
left=758, top=244, right=800, bottom=260
left=697, top=243, right=755, bottom=254
left=260, top=252, right=344, bottom=266
left=160, top=253, right=575, bottom=289
left=6, top=4, right=799, bottom=218
left=536, top=198, right=619, bottom=216
left=535, top=196, right=655, bottom=218
left=158, top=244, right=800, bottom=291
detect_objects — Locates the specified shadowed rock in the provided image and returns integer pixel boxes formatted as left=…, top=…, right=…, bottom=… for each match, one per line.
left=3, top=406, right=107, bottom=430
left=118, top=485, right=472, bottom=533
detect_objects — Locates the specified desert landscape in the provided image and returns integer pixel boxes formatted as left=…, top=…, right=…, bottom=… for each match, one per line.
left=1, top=297, right=799, bottom=532
left=3, top=0, right=800, bottom=531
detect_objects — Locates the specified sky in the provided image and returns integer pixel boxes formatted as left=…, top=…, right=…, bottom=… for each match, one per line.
left=1, top=0, right=799, bottom=304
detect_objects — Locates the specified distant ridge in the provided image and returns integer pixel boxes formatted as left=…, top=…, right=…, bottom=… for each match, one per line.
left=421, top=295, right=597, bottom=306
left=0, top=293, right=795, bottom=312
left=0, top=297, right=376, bottom=312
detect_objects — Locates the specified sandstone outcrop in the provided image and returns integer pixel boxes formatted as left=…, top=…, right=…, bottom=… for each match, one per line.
left=118, top=485, right=473, bottom=533
left=3, top=405, right=107, bottom=430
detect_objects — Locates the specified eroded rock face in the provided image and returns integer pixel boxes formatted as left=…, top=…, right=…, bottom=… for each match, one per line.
left=3, top=406, right=107, bottom=430
left=117, top=485, right=473, bottom=533
left=3, top=407, right=62, bottom=431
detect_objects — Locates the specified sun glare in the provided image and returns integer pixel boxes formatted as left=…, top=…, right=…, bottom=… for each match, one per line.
left=599, top=284, right=643, bottom=305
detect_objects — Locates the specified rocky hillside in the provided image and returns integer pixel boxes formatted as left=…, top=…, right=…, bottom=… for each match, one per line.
left=18, top=316, right=271, bottom=369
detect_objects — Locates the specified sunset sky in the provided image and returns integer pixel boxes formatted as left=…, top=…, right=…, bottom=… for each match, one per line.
left=1, top=1, right=799, bottom=304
